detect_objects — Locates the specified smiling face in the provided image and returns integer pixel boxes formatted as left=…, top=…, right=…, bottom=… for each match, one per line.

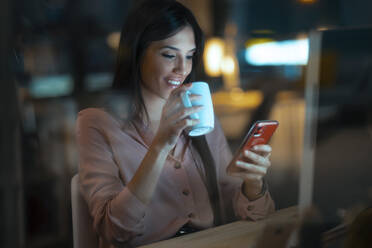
left=139, top=25, right=196, bottom=101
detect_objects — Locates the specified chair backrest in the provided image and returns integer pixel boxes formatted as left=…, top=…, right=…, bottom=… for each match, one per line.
left=71, top=174, right=98, bottom=248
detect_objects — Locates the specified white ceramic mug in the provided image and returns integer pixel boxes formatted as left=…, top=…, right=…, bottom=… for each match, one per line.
left=181, top=82, right=214, bottom=136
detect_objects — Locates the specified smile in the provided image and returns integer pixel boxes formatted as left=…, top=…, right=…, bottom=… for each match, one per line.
left=168, top=80, right=182, bottom=86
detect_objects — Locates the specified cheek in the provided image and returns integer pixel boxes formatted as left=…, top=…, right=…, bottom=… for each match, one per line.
left=151, top=58, right=171, bottom=75
left=186, top=61, right=193, bottom=75
left=142, top=59, right=163, bottom=80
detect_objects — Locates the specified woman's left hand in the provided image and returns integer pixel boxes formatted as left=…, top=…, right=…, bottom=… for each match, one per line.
left=227, top=144, right=272, bottom=200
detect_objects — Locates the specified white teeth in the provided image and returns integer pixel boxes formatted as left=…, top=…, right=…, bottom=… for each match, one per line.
left=168, top=80, right=181, bottom=85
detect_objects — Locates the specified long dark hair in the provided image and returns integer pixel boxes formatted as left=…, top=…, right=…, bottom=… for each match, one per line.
left=112, top=0, right=204, bottom=121
left=112, top=0, right=222, bottom=226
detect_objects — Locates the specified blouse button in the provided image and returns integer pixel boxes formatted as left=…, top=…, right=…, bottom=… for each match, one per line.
left=174, top=162, right=181, bottom=169
left=182, top=189, right=190, bottom=196
left=247, top=205, right=255, bottom=211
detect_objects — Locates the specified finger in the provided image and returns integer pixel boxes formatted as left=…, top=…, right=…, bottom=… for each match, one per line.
left=188, top=94, right=202, bottom=101
left=251, top=145, right=272, bottom=157
left=242, top=150, right=271, bottom=168
left=167, top=84, right=192, bottom=105
left=168, top=85, right=199, bottom=112
left=252, top=144, right=272, bottom=152
left=172, top=83, right=192, bottom=95
left=236, top=160, right=267, bottom=175
left=256, top=150, right=271, bottom=160
left=167, top=93, right=202, bottom=115
left=166, top=91, right=185, bottom=108
left=169, top=105, right=203, bottom=123
left=167, top=117, right=199, bottom=138
left=174, top=117, right=199, bottom=131
left=229, top=171, right=262, bottom=181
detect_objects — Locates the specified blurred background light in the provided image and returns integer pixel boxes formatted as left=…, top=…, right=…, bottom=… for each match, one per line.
left=245, top=38, right=275, bottom=49
left=317, top=26, right=331, bottom=31
left=203, top=38, right=225, bottom=77
left=298, top=0, right=317, bottom=4
left=212, top=89, right=263, bottom=108
left=85, top=73, right=113, bottom=91
left=221, top=56, right=235, bottom=75
left=245, top=38, right=309, bottom=66
left=29, top=75, right=73, bottom=98
left=107, top=32, right=121, bottom=50
left=251, top=30, right=275, bottom=35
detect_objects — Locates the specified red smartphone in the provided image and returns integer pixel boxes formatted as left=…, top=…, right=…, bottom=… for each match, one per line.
left=233, top=120, right=279, bottom=162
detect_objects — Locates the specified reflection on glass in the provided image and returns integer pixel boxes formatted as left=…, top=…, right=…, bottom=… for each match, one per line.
left=302, top=27, right=372, bottom=228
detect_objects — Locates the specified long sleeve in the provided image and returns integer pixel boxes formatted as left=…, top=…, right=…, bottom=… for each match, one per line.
left=76, top=108, right=276, bottom=247
left=233, top=187, right=275, bottom=221
left=76, top=109, right=147, bottom=244
left=206, top=119, right=275, bottom=223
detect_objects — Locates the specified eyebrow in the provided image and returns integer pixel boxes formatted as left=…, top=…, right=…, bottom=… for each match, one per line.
left=160, top=45, right=196, bottom=52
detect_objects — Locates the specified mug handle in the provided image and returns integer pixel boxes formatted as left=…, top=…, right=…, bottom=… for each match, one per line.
left=181, top=91, right=199, bottom=119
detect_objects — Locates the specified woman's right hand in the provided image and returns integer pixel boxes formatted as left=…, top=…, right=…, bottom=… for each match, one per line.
left=153, top=84, right=202, bottom=150
left=128, top=84, right=201, bottom=204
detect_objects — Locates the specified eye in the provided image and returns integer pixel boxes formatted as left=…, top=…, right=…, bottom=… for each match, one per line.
left=186, top=54, right=194, bottom=60
left=161, top=53, right=175, bottom=59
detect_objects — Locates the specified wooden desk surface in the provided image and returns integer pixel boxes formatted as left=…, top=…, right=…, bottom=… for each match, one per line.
left=139, top=206, right=298, bottom=248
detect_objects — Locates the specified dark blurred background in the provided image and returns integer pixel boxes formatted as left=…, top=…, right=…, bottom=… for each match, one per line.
left=2, top=0, right=372, bottom=247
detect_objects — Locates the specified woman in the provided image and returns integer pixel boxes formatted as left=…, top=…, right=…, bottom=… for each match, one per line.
left=76, top=0, right=275, bottom=247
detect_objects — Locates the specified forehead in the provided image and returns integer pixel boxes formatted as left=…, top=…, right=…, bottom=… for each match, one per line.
left=150, top=25, right=196, bottom=50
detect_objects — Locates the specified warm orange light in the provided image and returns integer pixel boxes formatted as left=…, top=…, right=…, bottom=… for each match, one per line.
left=221, top=56, right=235, bottom=75
left=203, top=38, right=225, bottom=77
left=251, top=30, right=274, bottom=35
left=107, top=32, right=121, bottom=50
left=296, top=33, right=308, bottom=40
left=212, top=90, right=263, bottom=109
left=245, top=38, right=275, bottom=49
left=298, top=0, right=317, bottom=4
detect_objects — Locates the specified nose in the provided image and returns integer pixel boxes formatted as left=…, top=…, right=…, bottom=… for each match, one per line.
left=173, top=57, right=188, bottom=75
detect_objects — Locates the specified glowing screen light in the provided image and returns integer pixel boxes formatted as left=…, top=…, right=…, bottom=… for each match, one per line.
left=245, top=39, right=309, bottom=66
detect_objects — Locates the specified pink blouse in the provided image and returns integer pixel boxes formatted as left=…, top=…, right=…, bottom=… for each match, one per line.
left=76, top=108, right=275, bottom=248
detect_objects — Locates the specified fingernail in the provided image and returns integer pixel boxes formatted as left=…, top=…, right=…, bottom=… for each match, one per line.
left=236, top=160, right=242, bottom=166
